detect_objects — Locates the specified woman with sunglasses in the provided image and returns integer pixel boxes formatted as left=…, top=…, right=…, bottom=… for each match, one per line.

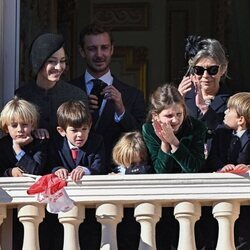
left=178, top=36, right=232, bottom=135
left=178, top=36, right=233, bottom=250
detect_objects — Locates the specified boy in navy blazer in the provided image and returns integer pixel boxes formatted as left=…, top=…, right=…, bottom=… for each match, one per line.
left=205, top=92, right=250, bottom=250
left=206, top=92, right=250, bottom=172
left=0, top=97, right=48, bottom=177
left=49, top=100, right=106, bottom=181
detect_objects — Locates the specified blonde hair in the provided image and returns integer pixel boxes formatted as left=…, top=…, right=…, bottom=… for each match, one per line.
left=227, top=92, right=250, bottom=129
left=112, top=131, right=148, bottom=168
left=0, top=97, right=39, bottom=133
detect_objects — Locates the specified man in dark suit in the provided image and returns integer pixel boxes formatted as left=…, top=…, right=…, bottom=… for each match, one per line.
left=70, top=22, right=146, bottom=173
left=70, top=22, right=145, bottom=250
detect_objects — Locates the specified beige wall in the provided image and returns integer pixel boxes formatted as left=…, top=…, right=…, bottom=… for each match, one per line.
left=75, top=0, right=167, bottom=97
left=16, top=0, right=250, bottom=102
left=0, top=0, right=3, bottom=106
left=73, top=0, right=215, bottom=97
left=0, top=0, right=20, bottom=107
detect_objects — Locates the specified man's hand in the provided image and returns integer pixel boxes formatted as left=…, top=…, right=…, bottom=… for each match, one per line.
left=103, top=85, right=125, bottom=115
left=88, top=94, right=99, bottom=113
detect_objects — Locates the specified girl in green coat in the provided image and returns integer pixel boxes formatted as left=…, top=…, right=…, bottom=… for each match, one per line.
left=142, top=83, right=207, bottom=173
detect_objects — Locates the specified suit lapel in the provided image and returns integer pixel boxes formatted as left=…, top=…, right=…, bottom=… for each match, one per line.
left=74, top=74, right=87, bottom=93
left=75, top=148, right=85, bottom=166
left=240, top=130, right=250, bottom=151
left=61, top=138, right=76, bottom=169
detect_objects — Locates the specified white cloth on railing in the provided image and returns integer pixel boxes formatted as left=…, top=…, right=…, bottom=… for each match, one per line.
left=26, top=173, right=74, bottom=214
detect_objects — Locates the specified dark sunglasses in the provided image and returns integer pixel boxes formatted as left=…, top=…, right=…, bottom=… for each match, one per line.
left=193, top=65, right=219, bottom=76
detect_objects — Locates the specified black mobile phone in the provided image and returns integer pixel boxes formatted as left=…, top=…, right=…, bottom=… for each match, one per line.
left=90, top=81, right=107, bottom=108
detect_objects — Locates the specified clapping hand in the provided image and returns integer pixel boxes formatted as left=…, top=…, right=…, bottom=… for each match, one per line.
left=153, top=118, right=179, bottom=153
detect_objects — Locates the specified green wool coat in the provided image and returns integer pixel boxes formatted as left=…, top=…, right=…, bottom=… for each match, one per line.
left=142, top=116, right=207, bottom=173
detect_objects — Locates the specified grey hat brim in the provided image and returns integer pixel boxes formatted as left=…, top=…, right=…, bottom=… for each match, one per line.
left=30, top=33, right=65, bottom=75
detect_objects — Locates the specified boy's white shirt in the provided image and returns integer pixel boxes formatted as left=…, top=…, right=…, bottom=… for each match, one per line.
left=234, top=129, right=246, bottom=138
left=116, top=165, right=126, bottom=175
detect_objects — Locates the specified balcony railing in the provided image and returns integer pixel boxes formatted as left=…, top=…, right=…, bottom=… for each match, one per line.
left=1, top=173, right=250, bottom=250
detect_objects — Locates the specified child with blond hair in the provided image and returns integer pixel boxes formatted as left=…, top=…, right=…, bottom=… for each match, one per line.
left=0, top=97, right=48, bottom=177
left=205, top=92, right=250, bottom=249
left=112, top=131, right=152, bottom=174
left=207, top=92, right=250, bottom=172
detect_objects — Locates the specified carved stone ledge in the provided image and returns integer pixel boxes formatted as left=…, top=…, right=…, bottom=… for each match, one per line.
left=93, top=3, right=149, bottom=31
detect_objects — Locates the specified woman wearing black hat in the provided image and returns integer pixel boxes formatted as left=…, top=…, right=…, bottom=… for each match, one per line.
left=14, top=33, right=88, bottom=250
left=15, top=33, right=88, bottom=138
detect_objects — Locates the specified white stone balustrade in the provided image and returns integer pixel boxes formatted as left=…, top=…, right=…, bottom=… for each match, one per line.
left=1, top=173, right=250, bottom=250
left=213, top=201, right=240, bottom=250
left=0, top=206, right=6, bottom=226
left=96, top=203, right=123, bottom=250
left=58, top=205, right=85, bottom=250
left=0, top=206, right=7, bottom=250
left=174, top=201, right=201, bottom=250
left=134, top=202, right=161, bottom=250
left=18, top=204, right=44, bottom=250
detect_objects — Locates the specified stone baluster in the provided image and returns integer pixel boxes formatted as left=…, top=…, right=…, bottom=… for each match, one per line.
left=0, top=206, right=6, bottom=226
left=134, top=202, right=161, bottom=250
left=96, top=203, right=123, bottom=250
left=174, top=201, right=201, bottom=250
left=18, top=204, right=45, bottom=250
left=0, top=206, right=7, bottom=250
left=213, top=201, right=239, bottom=250
left=58, top=205, right=85, bottom=250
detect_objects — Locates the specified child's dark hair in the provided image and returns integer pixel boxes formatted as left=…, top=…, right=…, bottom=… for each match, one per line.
left=57, top=100, right=92, bottom=130
left=147, top=83, right=187, bottom=121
